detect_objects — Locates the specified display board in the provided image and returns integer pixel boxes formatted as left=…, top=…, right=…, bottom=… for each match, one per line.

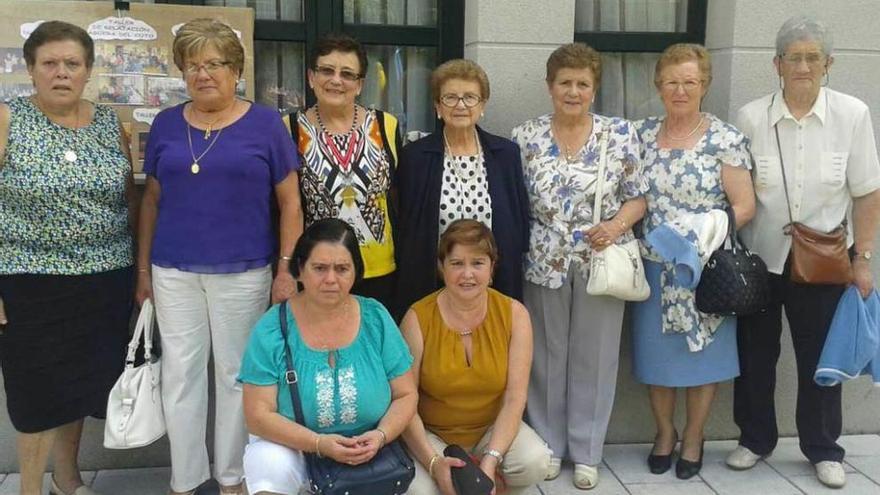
left=0, top=1, right=254, bottom=174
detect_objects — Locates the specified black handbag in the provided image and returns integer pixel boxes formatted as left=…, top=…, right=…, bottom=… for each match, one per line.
left=277, top=301, right=415, bottom=495
left=695, top=208, right=770, bottom=316
left=443, top=444, right=494, bottom=495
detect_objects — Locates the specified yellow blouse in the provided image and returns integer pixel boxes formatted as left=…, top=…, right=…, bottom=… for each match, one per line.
left=412, top=288, right=511, bottom=448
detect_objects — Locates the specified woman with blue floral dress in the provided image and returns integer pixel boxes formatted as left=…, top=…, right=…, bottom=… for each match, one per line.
left=631, top=44, right=755, bottom=480
left=511, top=43, right=647, bottom=490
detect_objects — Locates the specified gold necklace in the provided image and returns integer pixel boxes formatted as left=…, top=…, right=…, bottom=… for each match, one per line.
left=440, top=289, right=485, bottom=338
left=191, top=103, right=232, bottom=139
left=186, top=105, right=224, bottom=174
left=663, top=115, right=704, bottom=141
left=551, top=116, right=591, bottom=163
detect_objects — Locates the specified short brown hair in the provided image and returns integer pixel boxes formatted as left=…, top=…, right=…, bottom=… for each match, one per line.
left=173, top=18, right=245, bottom=76
left=430, top=59, right=490, bottom=103
left=437, top=219, right=499, bottom=266
left=653, top=43, right=712, bottom=89
left=23, top=21, right=94, bottom=69
left=546, top=43, right=601, bottom=86
left=309, top=33, right=368, bottom=78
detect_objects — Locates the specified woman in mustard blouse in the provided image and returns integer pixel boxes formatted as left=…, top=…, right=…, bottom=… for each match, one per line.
left=401, top=219, right=551, bottom=495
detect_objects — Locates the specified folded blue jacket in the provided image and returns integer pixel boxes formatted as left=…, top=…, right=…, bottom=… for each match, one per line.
left=814, top=286, right=880, bottom=387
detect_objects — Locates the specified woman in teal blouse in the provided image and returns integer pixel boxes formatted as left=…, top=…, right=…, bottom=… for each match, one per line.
left=238, top=219, right=417, bottom=495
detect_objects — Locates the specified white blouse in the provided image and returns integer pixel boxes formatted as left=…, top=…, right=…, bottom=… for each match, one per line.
left=736, top=88, right=880, bottom=274
left=438, top=152, right=493, bottom=236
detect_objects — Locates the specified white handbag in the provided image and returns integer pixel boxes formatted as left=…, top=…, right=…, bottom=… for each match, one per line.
left=585, top=129, right=651, bottom=301
left=104, top=298, right=166, bottom=449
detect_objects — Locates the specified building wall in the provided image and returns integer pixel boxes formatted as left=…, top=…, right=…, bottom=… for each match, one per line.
left=1, top=0, right=879, bottom=473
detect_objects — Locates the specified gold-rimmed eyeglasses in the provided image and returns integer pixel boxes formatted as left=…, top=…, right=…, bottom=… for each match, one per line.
left=313, top=65, right=362, bottom=82
left=660, top=79, right=702, bottom=92
left=183, top=60, right=231, bottom=76
left=439, top=93, right=482, bottom=108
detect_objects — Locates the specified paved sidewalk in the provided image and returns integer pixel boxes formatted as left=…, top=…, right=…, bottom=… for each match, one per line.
left=2, top=435, right=878, bottom=494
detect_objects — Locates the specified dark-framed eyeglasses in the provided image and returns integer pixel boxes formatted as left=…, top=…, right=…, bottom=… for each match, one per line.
left=439, top=93, right=483, bottom=108
left=183, top=60, right=231, bottom=76
left=313, top=65, right=362, bottom=82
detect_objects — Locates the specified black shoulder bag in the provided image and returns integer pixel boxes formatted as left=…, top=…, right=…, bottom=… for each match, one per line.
left=695, top=207, right=771, bottom=316
left=276, top=301, right=415, bottom=495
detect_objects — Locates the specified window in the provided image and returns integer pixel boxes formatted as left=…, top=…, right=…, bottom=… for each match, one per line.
left=574, top=0, right=707, bottom=119
left=164, top=0, right=463, bottom=133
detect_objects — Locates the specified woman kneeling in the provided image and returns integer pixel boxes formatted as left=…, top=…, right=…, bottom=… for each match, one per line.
left=401, top=219, right=551, bottom=495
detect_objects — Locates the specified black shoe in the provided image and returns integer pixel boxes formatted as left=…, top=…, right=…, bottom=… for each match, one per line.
left=648, top=430, right=678, bottom=474
left=676, top=439, right=704, bottom=480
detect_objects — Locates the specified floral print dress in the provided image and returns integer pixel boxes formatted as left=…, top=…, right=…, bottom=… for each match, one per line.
left=511, top=113, right=647, bottom=289
left=635, top=113, right=751, bottom=352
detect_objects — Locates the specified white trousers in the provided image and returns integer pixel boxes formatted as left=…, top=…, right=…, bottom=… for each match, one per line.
left=243, top=435, right=308, bottom=495
left=152, top=265, right=272, bottom=492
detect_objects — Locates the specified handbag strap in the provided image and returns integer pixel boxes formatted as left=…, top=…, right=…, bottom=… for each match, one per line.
left=591, top=127, right=609, bottom=227
left=771, top=116, right=796, bottom=228
left=277, top=300, right=307, bottom=426
left=125, top=299, right=154, bottom=365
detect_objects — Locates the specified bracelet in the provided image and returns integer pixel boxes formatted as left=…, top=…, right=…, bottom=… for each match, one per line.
left=483, top=448, right=504, bottom=464
left=137, top=268, right=149, bottom=273
left=428, top=453, right=441, bottom=478
left=375, top=427, right=387, bottom=448
left=279, top=255, right=292, bottom=262
left=315, top=434, right=323, bottom=458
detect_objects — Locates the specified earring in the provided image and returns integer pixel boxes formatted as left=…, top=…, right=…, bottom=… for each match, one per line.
left=481, top=111, right=485, bottom=118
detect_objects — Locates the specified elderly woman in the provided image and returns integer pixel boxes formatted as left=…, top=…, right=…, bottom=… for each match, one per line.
left=511, top=43, right=647, bottom=489
left=0, top=21, right=134, bottom=495
left=291, top=33, right=401, bottom=313
left=136, top=19, right=302, bottom=495
left=401, top=219, right=550, bottom=495
left=239, top=218, right=417, bottom=495
left=730, top=17, right=880, bottom=489
left=630, top=43, right=755, bottom=480
left=395, top=59, right=530, bottom=315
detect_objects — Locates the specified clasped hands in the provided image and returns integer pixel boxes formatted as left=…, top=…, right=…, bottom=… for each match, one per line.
left=587, top=218, right=626, bottom=252
left=316, top=429, right=384, bottom=466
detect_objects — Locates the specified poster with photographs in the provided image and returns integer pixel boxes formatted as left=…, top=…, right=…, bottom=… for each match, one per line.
left=1, top=48, right=27, bottom=74
left=95, top=43, right=169, bottom=75
left=96, top=74, right=145, bottom=105
left=0, top=82, right=32, bottom=102
left=146, top=76, right=186, bottom=107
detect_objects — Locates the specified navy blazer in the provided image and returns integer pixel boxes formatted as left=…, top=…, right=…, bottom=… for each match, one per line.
left=394, top=126, right=530, bottom=317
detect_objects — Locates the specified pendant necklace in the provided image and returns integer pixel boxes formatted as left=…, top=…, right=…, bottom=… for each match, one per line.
left=192, top=109, right=225, bottom=140
left=186, top=105, right=224, bottom=174
left=35, top=97, right=81, bottom=163
left=443, top=128, right=483, bottom=219
left=663, top=115, right=704, bottom=141
left=551, top=116, right=591, bottom=163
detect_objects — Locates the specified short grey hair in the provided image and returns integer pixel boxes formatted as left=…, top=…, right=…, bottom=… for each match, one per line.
left=775, top=16, right=833, bottom=57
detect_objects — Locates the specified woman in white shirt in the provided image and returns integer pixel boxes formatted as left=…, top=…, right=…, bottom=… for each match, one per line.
left=729, top=16, right=880, bottom=490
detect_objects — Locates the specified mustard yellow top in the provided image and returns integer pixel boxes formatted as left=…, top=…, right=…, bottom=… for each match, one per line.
left=412, top=288, right=511, bottom=448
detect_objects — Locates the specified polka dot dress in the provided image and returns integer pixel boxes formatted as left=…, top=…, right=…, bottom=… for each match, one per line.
left=438, top=152, right=493, bottom=236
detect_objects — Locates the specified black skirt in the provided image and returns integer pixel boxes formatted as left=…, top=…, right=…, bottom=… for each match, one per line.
left=0, top=267, right=133, bottom=433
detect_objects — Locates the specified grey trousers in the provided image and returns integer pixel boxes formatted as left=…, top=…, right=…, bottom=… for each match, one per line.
left=524, top=266, right=625, bottom=466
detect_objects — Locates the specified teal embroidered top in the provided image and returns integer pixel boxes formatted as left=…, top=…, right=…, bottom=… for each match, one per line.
left=239, top=296, right=413, bottom=436
left=0, top=97, right=132, bottom=275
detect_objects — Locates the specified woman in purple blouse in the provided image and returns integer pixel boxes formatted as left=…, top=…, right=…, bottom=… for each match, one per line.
left=135, top=19, right=302, bottom=495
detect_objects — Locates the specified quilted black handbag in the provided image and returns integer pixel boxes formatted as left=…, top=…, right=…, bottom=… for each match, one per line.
left=277, top=301, right=415, bottom=495
left=695, top=208, right=770, bottom=316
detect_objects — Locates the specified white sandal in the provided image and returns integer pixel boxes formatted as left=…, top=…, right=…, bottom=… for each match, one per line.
left=50, top=475, right=100, bottom=495
left=573, top=464, right=599, bottom=490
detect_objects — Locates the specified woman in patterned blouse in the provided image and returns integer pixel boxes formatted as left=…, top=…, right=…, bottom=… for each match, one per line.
left=291, top=34, right=402, bottom=314
left=630, top=44, right=755, bottom=480
left=0, top=21, right=135, bottom=495
left=511, top=43, right=648, bottom=490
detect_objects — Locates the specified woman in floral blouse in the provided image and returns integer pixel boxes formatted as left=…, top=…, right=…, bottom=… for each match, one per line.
left=511, top=43, right=647, bottom=490
left=630, top=44, right=755, bottom=480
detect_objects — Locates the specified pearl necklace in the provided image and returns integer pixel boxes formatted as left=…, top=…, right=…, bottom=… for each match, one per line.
left=663, top=115, right=704, bottom=141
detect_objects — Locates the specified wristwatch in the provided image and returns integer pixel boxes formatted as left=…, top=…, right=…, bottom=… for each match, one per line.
left=483, top=448, right=504, bottom=464
left=854, top=250, right=873, bottom=262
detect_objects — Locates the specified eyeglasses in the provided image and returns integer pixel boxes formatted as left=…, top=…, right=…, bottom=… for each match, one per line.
left=780, top=52, right=826, bottom=66
left=439, top=93, right=483, bottom=108
left=660, top=79, right=702, bottom=92
left=183, top=60, right=231, bottom=76
left=313, top=65, right=362, bottom=82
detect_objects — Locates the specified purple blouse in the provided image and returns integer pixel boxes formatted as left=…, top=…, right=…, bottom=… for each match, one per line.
left=144, top=102, right=298, bottom=272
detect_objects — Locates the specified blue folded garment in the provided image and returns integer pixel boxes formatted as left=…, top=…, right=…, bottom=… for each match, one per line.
left=814, top=286, right=880, bottom=387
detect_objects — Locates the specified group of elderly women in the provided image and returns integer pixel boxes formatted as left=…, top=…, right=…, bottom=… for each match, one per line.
left=0, top=12, right=878, bottom=495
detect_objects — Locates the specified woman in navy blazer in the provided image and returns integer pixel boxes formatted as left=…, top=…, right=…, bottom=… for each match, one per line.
left=395, top=59, right=529, bottom=318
